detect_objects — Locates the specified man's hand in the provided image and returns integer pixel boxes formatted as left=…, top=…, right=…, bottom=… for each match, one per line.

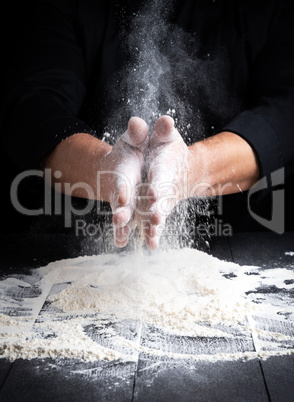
left=141, top=115, right=260, bottom=250
left=143, top=115, right=190, bottom=250
left=99, top=117, right=149, bottom=247
left=42, top=117, right=148, bottom=248
left=42, top=114, right=259, bottom=251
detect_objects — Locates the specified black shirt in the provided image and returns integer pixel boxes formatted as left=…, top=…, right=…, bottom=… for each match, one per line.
left=1, top=0, right=294, bottom=231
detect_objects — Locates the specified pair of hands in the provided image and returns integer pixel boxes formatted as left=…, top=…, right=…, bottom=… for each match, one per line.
left=101, top=115, right=190, bottom=250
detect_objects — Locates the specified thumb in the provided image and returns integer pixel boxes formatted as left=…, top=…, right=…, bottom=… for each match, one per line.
left=122, top=117, right=149, bottom=149
left=152, top=115, right=179, bottom=144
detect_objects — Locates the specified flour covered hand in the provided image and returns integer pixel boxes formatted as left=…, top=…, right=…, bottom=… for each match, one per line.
left=101, top=117, right=148, bottom=248
left=143, top=115, right=190, bottom=250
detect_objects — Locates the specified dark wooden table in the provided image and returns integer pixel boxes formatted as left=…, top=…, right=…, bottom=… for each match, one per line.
left=0, top=231, right=293, bottom=402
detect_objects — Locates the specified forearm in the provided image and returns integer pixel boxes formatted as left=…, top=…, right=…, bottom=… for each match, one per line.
left=188, top=131, right=260, bottom=197
left=41, top=133, right=112, bottom=201
left=41, top=129, right=259, bottom=208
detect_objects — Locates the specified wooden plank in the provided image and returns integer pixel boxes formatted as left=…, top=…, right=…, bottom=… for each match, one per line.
left=133, top=357, right=269, bottom=401
left=230, top=232, right=294, bottom=402
left=0, top=261, right=137, bottom=401
left=0, top=235, right=38, bottom=392
left=0, top=360, right=12, bottom=390
left=132, top=311, right=268, bottom=401
left=0, top=358, right=135, bottom=402
left=139, top=322, right=255, bottom=356
left=209, top=236, right=233, bottom=262
left=260, top=355, right=294, bottom=402
left=1, top=232, right=292, bottom=401
left=132, top=235, right=269, bottom=400
left=228, top=232, right=294, bottom=268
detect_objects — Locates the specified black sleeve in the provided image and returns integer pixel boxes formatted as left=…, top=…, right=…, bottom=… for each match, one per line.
left=2, top=0, right=96, bottom=170
left=222, top=0, right=294, bottom=180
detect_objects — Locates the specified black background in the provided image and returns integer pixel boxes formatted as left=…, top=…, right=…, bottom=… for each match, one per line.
left=1, top=1, right=35, bottom=234
left=1, top=0, right=293, bottom=238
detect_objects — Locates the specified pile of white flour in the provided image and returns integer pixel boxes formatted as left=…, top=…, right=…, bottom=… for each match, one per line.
left=0, top=248, right=293, bottom=362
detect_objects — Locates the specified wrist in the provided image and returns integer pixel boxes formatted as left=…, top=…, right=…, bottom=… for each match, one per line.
left=187, top=142, right=211, bottom=197
left=73, top=134, right=112, bottom=201
left=187, top=131, right=260, bottom=198
left=93, top=140, right=113, bottom=203
left=42, top=133, right=114, bottom=201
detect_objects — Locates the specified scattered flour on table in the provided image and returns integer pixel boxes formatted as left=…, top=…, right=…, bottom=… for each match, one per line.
left=0, top=248, right=294, bottom=362
left=285, top=251, right=294, bottom=256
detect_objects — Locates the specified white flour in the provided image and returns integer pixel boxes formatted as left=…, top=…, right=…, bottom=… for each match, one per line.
left=0, top=248, right=293, bottom=362
left=285, top=251, right=294, bottom=256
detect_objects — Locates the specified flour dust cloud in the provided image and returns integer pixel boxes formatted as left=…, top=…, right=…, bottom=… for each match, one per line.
left=102, top=0, right=236, bottom=249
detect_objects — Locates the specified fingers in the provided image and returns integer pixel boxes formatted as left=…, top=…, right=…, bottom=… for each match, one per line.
left=143, top=115, right=186, bottom=250
left=143, top=200, right=174, bottom=250
left=109, top=115, right=184, bottom=250
left=111, top=184, right=134, bottom=247
left=111, top=116, right=149, bottom=222
left=112, top=200, right=135, bottom=248
left=110, top=117, right=149, bottom=248
left=151, top=115, right=178, bottom=145
left=114, top=223, right=131, bottom=248
left=144, top=219, right=161, bottom=251
left=145, top=235, right=160, bottom=251
left=122, top=117, right=149, bottom=149
left=113, top=206, right=131, bottom=227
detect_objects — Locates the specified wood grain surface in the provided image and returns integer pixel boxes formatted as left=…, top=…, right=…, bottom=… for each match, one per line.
left=0, top=232, right=293, bottom=402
